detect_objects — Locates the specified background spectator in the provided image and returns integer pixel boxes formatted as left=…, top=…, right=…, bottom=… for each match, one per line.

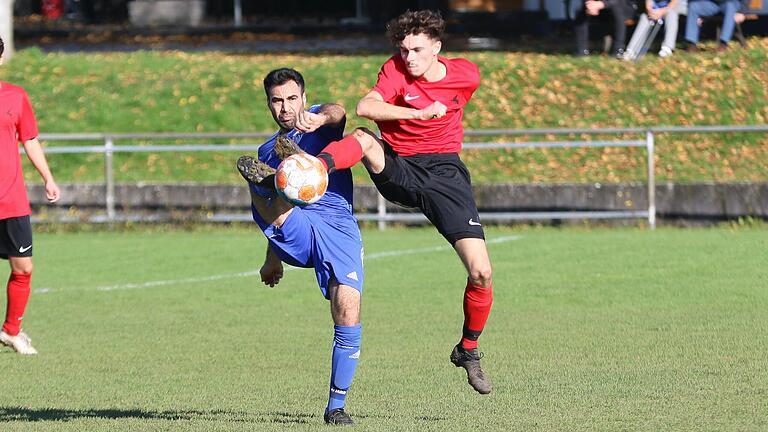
left=570, top=0, right=637, bottom=57
left=685, top=0, right=749, bottom=51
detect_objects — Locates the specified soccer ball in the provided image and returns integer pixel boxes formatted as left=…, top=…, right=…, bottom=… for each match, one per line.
left=275, top=153, right=328, bottom=206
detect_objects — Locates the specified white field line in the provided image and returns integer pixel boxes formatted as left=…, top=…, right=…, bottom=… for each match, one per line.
left=34, top=235, right=520, bottom=294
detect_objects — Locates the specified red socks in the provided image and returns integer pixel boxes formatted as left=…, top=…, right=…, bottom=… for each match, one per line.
left=3, top=272, right=32, bottom=336
left=317, top=134, right=364, bottom=173
left=461, top=279, right=493, bottom=350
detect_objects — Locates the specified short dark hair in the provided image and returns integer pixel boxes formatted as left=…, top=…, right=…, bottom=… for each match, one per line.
left=0, top=37, right=4, bottom=56
left=263, top=68, right=305, bottom=97
left=386, top=10, right=445, bottom=47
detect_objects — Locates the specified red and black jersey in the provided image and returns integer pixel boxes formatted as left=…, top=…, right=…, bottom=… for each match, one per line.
left=0, top=83, right=39, bottom=219
left=372, top=55, right=480, bottom=156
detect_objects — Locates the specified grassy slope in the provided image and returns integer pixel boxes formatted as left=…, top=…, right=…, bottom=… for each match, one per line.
left=0, top=226, right=766, bottom=431
left=1, top=40, right=766, bottom=184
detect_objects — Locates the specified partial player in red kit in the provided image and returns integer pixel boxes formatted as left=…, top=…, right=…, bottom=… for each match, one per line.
left=275, top=10, right=494, bottom=394
left=0, top=37, right=61, bottom=354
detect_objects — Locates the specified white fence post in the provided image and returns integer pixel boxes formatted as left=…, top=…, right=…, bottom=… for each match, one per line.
left=377, top=193, right=386, bottom=230
left=105, top=137, right=116, bottom=222
left=646, top=130, right=656, bottom=229
left=233, top=0, right=242, bottom=26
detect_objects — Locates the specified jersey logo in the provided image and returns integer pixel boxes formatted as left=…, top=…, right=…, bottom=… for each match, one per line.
left=6, top=109, right=12, bottom=118
left=468, top=219, right=482, bottom=226
left=452, top=95, right=460, bottom=105
left=404, top=93, right=420, bottom=101
left=19, top=245, right=32, bottom=253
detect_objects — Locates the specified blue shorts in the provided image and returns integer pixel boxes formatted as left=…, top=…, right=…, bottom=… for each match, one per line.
left=251, top=204, right=364, bottom=299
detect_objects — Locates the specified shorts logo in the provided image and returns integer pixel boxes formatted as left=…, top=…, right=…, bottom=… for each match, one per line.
left=404, top=93, right=420, bottom=101
left=350, top=350, right=360, bottom=359
left=346, top=271, right=359, bottom=281
left=18, top=245, right=32, bottom=253
left=468, top=219, right=482, bottom=226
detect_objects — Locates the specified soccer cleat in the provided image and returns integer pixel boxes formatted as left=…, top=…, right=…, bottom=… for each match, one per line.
left=0, top=330, right=38, bottom=355
left=236, top=155, right=276, bottom=186
left=324, top=408, right=354, bottom=425
left=274, top=135, right=303, bottom=160
left=450, top=344, right=491, bottom=394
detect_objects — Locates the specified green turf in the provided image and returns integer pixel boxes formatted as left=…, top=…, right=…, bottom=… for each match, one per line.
left=1, top=226, right=766, bottom=431
left=2, top=41, right=767, bottom=185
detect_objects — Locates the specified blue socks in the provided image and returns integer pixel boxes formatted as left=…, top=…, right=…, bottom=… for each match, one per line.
left=326, top=324, right=362, bottom=413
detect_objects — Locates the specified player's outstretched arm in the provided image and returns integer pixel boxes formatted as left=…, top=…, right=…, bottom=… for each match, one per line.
left=295, top=103, right=346, bottom=133
left=23, top=138, right=60, bottom=203
left=260, top=246, right=284, bottom=287
left=356, top=90, right=446, bottom=122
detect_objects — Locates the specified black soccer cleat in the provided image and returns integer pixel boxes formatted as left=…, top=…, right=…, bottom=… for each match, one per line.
left=236, top=155, right=276, bottom=188
left=324, top=408, right=354, bottom=425
left=274, top=135, right=303, bottom=160
left=450, top=343, right=492, bottom=394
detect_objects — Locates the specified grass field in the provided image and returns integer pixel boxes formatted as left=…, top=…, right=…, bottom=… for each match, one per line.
left=3, top=42, right=768, bottom=184
left=1, top=226, right=766, bottom=431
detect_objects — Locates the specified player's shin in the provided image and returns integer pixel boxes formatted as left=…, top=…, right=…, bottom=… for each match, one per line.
left=3, top=272, right=32, bottom=336
left=461, top=279, right=493, bottom=350
left=327, top=324, right=362, bottom=413
left=317, top=134, right=364, bottom=174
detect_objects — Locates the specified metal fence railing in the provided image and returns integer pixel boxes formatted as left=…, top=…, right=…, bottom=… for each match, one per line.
left=27, top=125, right=768, bottom=229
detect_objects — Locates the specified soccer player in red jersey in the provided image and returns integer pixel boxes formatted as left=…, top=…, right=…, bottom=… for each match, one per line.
left=0, top=37, right=61, bottom=354
left=297, top=10, right=494, bottom=394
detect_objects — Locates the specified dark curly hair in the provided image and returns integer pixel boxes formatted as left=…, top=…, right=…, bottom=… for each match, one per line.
left=263, top=68, right=305, bottom=97
left=386, top=10, right=445, bottom=47
left=0, top=37, right=4, bottom=56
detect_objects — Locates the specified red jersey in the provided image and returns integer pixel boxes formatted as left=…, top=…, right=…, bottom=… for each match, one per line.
left=0, top=83, right=39, bottom=219
left=371, top=55, right=480, bottom=156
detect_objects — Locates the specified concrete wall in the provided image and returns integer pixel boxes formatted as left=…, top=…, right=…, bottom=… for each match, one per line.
left=27, top=182, right=768, bottom=222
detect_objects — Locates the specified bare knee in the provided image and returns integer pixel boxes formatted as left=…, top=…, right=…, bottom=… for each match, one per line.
left=332, top=305, right=360, bottom=326
left=10, top=259, right=33, bottom=275
left=330, top=283, right=361, bottom=326
left=468, top=266, right=492, bottom=288
left=352, top=128, right=380, bottom=154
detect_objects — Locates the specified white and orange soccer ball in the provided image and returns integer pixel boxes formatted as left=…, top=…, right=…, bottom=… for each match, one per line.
left=275, top=153, right=328, bottom=206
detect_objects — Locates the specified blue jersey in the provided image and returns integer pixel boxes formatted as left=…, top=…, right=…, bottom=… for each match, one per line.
left=251, top=104, right=363, bottom=298
left=258, top=104, right=354, bottom=217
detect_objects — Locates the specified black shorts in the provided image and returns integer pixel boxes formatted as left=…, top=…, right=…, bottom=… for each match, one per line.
left=0, top=215, right=33, bottom=260
left=368, top=142, right=485, bottom=245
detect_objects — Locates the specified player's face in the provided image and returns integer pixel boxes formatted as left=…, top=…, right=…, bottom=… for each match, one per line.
left=267, top=80, right=306, bottom=131
left=398, top=33, right=441, bottom=78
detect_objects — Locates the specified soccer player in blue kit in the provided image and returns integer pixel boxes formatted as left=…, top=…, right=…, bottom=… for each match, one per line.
left=236, top=68, right=363, bottom=426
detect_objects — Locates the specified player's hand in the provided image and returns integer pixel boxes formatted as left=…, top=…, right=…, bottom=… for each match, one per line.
left=45, top=180, right=61, bottom=203
left=260, top=261, right=284, bottom=287
left=418, top=101, right=447, bottom=120
left=295, top=110, right=326, bottom=133
left=585, top=0, right=604, bottom=15
left=734, top=12, right=746, bottom=24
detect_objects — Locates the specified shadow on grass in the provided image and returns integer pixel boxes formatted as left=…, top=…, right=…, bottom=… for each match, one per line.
left=0, top=407, right=315, bottom=424
left=0, top=406, right=447, bottom=424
